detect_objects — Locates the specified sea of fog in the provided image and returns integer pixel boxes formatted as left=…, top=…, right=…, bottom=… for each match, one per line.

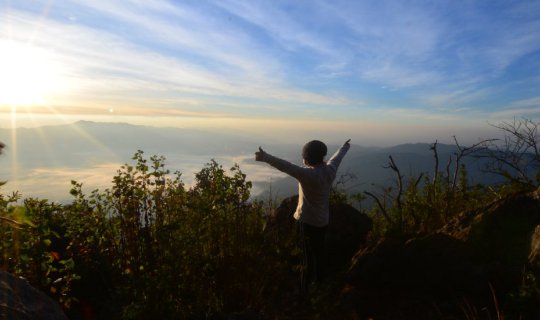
left=0, top=121, right=300, bottom=203
left=0, top=153, right=289, bottom=204
left=0, top=121, right=503, bottom=205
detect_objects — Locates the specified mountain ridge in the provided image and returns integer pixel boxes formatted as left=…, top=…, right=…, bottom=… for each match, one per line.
left=0, top=121, right=500, bottom=202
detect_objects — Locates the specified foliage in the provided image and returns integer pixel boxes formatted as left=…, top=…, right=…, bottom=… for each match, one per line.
left=356, top=120, right=540, bottom=317
left=364, top=139, right=497, bottom=237
left=362, top=118, right=540, bottom=238
left=0, top=151, right=298, bottom=319
left=505, top=271, right=540, bottom=319
left=479, top=118, right=540, bottom=190
left=0, top=194, right=80, bottom=308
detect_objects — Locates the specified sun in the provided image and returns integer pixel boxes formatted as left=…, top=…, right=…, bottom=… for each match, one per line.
left=0, top=40, right=66, bottom=106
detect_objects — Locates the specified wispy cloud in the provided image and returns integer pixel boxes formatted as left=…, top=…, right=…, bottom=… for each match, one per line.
left=214, top=1, right=342, bottom=57
left=361, top=66, right=441, bottom=89
left=326, top=2, right=444, bottom=86
left=1, top=0, right=539, bottom=135
left=2, top=3, right=344, bottom=116
left=489, top=97, right=540, bottom=119
left=482, top=3, right=540, bottom=74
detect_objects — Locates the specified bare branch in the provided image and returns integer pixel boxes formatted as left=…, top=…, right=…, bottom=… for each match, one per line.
left=385, top=156, right=403, bottom=215
left=479, top=118, right=540, bottom=186
left=414, top=172, right=424, bottom=188
left=451, top=136, right=495, bottom=191
left=430, top=140, right=439, bottom=184
left=0, top=216, right=25, bottom=229
left=445, top=157, right=452, bottom=186
left=364, top=191, right=392, bottom=224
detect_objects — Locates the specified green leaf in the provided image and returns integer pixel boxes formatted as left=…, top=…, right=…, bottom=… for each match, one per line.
left=60, top=258, right=75, bottom=269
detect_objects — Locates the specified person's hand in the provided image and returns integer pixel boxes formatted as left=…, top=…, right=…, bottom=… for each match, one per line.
left=255, top=147, right=265, bottom=161
left=343, top=139, right=351, bottom=148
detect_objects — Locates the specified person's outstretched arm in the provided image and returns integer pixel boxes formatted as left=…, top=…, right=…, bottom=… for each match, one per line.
left=327, top=139, right=351, bottom=172
left=255, top=147, right=305, bottom=180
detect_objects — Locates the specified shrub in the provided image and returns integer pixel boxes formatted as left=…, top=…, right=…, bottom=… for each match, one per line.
left=0, top=194, right=80, bottom=308
left=1, top=152, right=299, bottom=319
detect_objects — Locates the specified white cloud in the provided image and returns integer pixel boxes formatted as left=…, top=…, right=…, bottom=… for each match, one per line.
left=512, top=97, right=540, bottom=108
left=214, top=1, right=340, bottom=56
left=361, top=66, right=440, bottom=88
left=2, top=1, right=539, bottom=128
left=1, top=5, right=343, bottom=115
left=489, top=97, right=540, bottom=119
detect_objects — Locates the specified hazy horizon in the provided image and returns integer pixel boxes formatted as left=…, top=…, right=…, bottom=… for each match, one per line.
left=0, top=120, right=503, bottom=203
left=1, top=116, right=503, bottom=148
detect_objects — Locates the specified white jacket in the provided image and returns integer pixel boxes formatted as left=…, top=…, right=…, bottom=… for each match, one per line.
left=261, top=143, right=350, bottom=227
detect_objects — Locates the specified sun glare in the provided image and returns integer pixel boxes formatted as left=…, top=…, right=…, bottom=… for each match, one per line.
left=0, top=40, right=66, bottom=106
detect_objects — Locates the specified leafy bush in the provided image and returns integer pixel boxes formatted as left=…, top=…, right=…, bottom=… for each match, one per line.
left=364, top=120, right=540, bottom=238
left=0, top=151, right=299, bottom=319
left=0, top=194, right=80, bottom=308
left=364, top=141, right=496, bottom=237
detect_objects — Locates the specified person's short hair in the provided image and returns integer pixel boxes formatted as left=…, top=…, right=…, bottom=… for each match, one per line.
left=302, top=140, right=327, bottom=165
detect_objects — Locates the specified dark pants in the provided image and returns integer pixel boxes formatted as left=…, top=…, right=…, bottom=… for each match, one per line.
left=297, top=221, right=327, bottom=293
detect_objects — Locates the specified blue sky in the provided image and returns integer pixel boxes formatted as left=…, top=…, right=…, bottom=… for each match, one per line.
left=1, top=0, right=540, bottom=145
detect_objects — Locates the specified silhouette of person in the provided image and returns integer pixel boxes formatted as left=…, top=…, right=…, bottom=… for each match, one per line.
left=255, top=139, right=350, bottom=293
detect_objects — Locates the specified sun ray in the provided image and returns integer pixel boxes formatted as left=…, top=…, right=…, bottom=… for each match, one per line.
left=10, top=105, right=18, bottom=187
left=40, top=105, right=120, bottom=161
left=66, top=125, right=121, bottom=161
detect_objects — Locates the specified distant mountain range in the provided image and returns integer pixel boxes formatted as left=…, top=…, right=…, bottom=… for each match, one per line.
left=0, top=121, right=501, bottom=203
left=258, top=141, right=503, bottom=202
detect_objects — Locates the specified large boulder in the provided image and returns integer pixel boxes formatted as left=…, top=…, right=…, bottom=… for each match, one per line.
left=0, top=270, right=68, bottom=320
left=326, top=202, right=374, bottom=270
left=441, top=190, right=540, bottom=292
left=530, top=225, right=540, bottom=269
left=348, top=234, right=484, bottom=293
left=340, top=188, right=540, bottom=319
left=269, top=195, right=372, bottom=272
left=341, top=234, right=489, bottom=319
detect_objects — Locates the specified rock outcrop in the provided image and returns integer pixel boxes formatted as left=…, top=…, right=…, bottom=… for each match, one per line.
left=0, top=270, right=68, bottom=320
left=441, top=190, right=540, bottom=292
left=342, top=235, right=489, bottom=319
left=269, top=195, right=373, bottom=272
left=530, top=225, right=540, bottom=269
left=340, top=188, right=540, bottom=319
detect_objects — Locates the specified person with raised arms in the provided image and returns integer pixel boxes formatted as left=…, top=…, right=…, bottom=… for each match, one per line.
left=255, top=139, right=351, bottom=293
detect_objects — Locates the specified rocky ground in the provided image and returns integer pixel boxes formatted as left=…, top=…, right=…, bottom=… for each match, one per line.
left=270, top=190, right=540, bottom=319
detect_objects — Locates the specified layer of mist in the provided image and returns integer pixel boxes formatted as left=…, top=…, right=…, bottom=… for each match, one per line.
left=0, top=121, right=500, bottom=203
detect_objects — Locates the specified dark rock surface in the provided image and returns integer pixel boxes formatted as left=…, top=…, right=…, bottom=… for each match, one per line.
left=442, top=190, right=540, bottom=291
left=270, top=195, right=373, bottom=272
left=0, top=270, right=68, bottom=320
left=339, top=188, right=540, bottom=319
